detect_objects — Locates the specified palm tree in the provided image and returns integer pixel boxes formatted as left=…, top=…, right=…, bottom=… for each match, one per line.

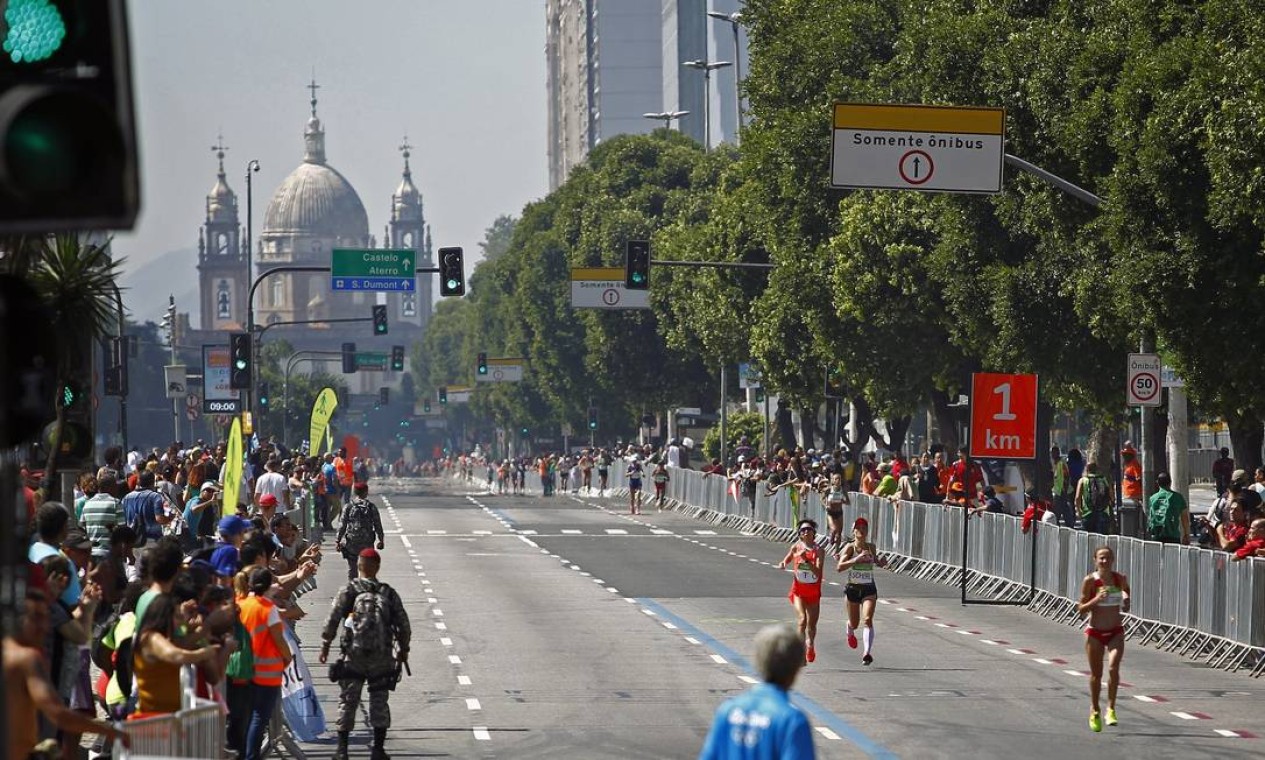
left=3, top=233, right=124, bottom=500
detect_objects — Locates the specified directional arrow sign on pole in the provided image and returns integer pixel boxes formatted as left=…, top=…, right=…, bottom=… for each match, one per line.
left=331, top=248, right=416, bottom=292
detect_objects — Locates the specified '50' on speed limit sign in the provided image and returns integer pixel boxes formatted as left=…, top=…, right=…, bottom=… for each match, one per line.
left=1127, top=353, right=1163, bottom=407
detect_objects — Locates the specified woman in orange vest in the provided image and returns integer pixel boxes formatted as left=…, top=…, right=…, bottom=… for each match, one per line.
left=131, top=594, right=221, bottom=718
left=237, top=567, right=292, bottom=760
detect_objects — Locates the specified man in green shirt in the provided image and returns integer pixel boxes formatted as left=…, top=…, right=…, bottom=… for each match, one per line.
left=1050, top=446, right=1073, bottom=526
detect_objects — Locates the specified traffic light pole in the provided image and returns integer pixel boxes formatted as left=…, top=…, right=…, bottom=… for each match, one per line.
left=282, top=351, right=343, bottom=446
left=108, top=280, right=127, bottom=453
left=246, top=265, right=441, bottom=419
left=255, top=317, right=372, bottom=341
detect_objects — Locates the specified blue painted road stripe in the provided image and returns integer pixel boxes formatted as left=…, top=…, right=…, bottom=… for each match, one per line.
left=636, top=597, right=897, bottom=760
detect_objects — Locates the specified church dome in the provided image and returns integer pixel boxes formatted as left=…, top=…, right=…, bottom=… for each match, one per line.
left=262, top=98, right=369, bottom=239
left=262, top=162, right=369, bottom=238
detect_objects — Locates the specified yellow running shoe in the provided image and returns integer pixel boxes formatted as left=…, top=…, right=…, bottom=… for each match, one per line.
left=1105, top=708, right=1118, bottom=727
left=1089, top=712, right=1103, bottom=733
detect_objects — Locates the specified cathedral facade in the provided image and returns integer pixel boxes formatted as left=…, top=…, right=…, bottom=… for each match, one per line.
left=192, top=86, right=433, bottom=396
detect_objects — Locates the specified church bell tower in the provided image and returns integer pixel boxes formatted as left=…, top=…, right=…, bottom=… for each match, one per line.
left=197, top=137, right=248, bottom=330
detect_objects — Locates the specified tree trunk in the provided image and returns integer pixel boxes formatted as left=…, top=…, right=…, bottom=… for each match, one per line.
left=775, top=398, right=796, bottom=455
left=798, top=406, right=818, bottom=451
left=872, top=414, right=911, bottom=454
left=930, top=389, right=960, bottom=454
left=1227, top=409, right=1264, bottom=475
left=1084, top=425, right=1116, bottom=479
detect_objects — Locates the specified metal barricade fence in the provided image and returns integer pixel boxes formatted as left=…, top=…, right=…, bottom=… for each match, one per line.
left=648, top=467, right=1265, bottom=657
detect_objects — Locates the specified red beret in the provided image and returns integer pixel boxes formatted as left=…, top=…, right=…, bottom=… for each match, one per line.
left=358, top=548, right=380, bottom=560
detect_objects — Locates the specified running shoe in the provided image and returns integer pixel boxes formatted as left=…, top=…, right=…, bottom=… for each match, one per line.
left=862, top=653, right=873, bottom=666
left=1105, top=708, right=1117, bottom=727
left=806, top=645, right=816, bottom=663
left=1089, top=711, right=1103, bottom=733
left=847, top=629, right=858, bottom=649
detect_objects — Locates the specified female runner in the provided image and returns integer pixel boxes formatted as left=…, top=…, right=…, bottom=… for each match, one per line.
left=836, top=517, right=887, bottom=665
left=824, top=473, right=849, bottom=552
left=1076, top=545, right=1131, bottom=732
left=777, top=519, right=825, bottom=663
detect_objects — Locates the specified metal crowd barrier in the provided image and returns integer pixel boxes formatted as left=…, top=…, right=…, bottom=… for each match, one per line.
left=640, top=465, right=1264, bottom=673
left=118, top=700, right=226, bottom=759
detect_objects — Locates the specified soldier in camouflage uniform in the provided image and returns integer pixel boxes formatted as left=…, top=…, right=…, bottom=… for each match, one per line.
left=320, top=548, right=410, bottom=760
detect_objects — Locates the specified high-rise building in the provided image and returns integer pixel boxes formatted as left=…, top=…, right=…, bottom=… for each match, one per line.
left=546, top=0, right=663, bottom=190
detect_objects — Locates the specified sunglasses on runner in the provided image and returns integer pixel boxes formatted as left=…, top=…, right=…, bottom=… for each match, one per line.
left=799, top=526, right=816, bottom=533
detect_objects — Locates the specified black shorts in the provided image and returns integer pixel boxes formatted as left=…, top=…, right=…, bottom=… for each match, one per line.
left=826, top=507, right=844, bottom=520
left=844, top=583, right=878, bottom=604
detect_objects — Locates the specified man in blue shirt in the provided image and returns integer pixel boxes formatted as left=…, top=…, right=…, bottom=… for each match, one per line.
left=699, top=623, right=816, bottom=759
left=121, top=470, right=168, bottom=544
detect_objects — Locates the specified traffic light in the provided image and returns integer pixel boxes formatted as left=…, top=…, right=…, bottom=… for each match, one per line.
left=372, top=304, right=388, bottom=335
left=520, top=427, right=529, bottom=437
left=229, top=332, right=251, bottom=389
left=755, top=387, right=765, bottom=403
left=625, top=240, right=650, bottom=290
left=423, top=398, right=431, bottom=414
left=587, top=406, right=598, bottom=430
left=378, top=387, right=389, bottom=405
left=0, top=275, right=56, bottom=447
left=103, top=335, right=127, bottom=397
left=341, top=342, right=357, bottom=374
left=0, top=0, right=140, bottom=233
left=476, top=352, right=488, bottom=376
left=438, top=386, right=447, bottom=405
left=257, top=380, right=270, bottom=409
left=439, top=246, right=465, bottom=297
left=390, top=344, right=405, bottom=372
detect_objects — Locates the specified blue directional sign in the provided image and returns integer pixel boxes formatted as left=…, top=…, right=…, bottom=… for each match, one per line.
left=331, top=248, right=416, bottom=292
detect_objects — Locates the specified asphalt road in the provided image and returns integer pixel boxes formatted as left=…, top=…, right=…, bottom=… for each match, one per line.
left=290, top=477, right=1263, bottom=759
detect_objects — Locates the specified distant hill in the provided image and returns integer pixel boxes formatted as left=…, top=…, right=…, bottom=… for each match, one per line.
left=117, top=247, right=202, bottom=328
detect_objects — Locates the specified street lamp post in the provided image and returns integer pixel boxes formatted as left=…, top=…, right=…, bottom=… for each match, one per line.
left=642, top=110, right=690, bottom=131
left=706, top=10, right=744, bottom=138
left=683, top=60, right=732, bottom=151
left=244, top=159, right=260, bottom=417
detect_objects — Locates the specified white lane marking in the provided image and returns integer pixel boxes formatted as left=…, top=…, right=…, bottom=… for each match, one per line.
left=517, top=535, right=539, bottom=548
left=427, top=530, right=447, bottom=535
left=878, top=599, right=892, bottom=605
left=400, top=535, right=413, bottom=548
left=695, top=530, right=717, bottom=535
left=466, top=698, right=482, bottom=711
left=605, top=529, right=628, bottom=535
left=607, top=587, right=619, bottom=593
left=625, top=598, right=637, bottom=604
left=1007, top=649, right=1029, bottom=655
left=440, top=638, right=453, bottom=646
left=663, top=622, right=678, bottom=630
left=580, top=572, right=592, bottom=577
left=473, top=727, right=491, bottom=741
left=435, top=622, right=447, bottom=630
left=519, top=529, right=538, bottom=535
left=473, top=530, right=493, bottom=535
left=980, top=640, right=1001, bottom=646
left=458, top=675, right=472, bottom=685
left=448, top=655, right=462, bottom=664
left=710, top=654, right=727, bottom=664
left=432, top=609, right=445, bottom=617
left=592, top=579, right=604, bottom=584
left=641, top=608, right=657, bottom=617
left=1134, top=695, right=1162, bottom=703
left=651, top=529, right=674, bottom=535
left=738, top=675, right=759, bottom=684
left=427, top=597, right=438, bottom=603
left=917, top=616, right=933, bottom=621
left=562, top=529, right=583, bottom=535
left=685, top=637, right=701, bottom=645
left=1171, top=711, right=1209, bottom=720
left=1063, top=670, right=1087, bottom=677
left=570, top=565, right=582, bottom=571
left=816, top=727, right=842, bottom=741
left=1034, top=658, right=1053, bottom=665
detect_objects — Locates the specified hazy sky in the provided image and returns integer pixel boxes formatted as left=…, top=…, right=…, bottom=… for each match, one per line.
left=115, top=0, right=547, bottom=314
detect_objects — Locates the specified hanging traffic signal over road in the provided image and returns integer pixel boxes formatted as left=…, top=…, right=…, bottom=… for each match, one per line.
left=341, top=342, right=357, bottom=374
left=438, top=386, right=447, bottom=405
left=390, top=345, right=405, bottom=372
left=423, top=398, right=431, bottom=414
left=257, top=381, right=270, bottom=409
left=439, top=246, right=465, bottom=297
left=625, top=240, right=650, bottom=290
left=0, top=0, right=140, bottom=233
left=476, top=352, right=488, bottom=376
left=378, top=386, right=389, bottom=405
left=229, top=332, right=251, bottom=389
left=372, top=304, right=388, bottom=335
left=587, top=407, right=598, bottom=430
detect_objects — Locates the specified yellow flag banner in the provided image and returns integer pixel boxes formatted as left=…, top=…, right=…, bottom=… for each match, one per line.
left=222, top=417, right=243, bottom=512
left=310, top=387, right=339, bottom=455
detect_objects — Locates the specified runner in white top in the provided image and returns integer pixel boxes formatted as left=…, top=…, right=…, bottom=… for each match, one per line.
left=836, top=517, right=887, bottom=666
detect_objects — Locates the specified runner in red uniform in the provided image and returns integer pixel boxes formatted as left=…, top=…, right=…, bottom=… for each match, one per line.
left=777, top=519, right=825, bottom=663
left=1076, top=546, right=1131, bottom=732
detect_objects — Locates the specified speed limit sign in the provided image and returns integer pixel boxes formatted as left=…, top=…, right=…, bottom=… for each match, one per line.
left=1127, top=353, right=1163, bottom=407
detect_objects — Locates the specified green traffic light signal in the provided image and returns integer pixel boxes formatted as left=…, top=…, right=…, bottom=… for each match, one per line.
left=3, top=0, right=67, bottom=64
left=61, top=383, right=74, bottom=407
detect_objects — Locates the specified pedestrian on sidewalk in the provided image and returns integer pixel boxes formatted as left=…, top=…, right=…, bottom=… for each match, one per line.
left=320, top=548, right=411, bottom=760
